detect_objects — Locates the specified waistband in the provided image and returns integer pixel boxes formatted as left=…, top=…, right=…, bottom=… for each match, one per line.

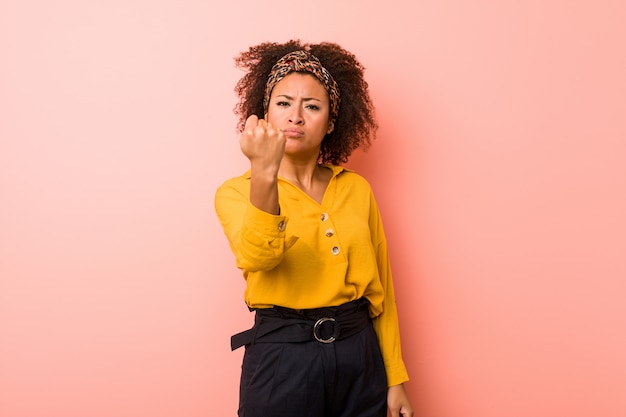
left=230, top=298, right=370, bottom=350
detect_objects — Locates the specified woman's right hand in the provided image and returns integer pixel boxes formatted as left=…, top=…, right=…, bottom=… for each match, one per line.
left=239, top=115, right=285, bottom=176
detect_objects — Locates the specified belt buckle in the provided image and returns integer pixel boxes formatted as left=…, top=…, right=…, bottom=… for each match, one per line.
left=313, top=317, right=336, bottom=343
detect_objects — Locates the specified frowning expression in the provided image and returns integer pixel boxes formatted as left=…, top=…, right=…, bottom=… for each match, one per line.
left=266, top=72, right=335, bottom=159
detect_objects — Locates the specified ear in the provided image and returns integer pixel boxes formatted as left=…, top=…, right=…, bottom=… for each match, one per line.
left=327, top=121, right=335, bottom=134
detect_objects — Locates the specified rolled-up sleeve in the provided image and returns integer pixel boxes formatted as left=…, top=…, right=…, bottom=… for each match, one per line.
left=215, top=179, right=298, bottom=273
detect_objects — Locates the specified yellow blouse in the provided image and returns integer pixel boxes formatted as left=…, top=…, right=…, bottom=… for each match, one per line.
left=214, top=164, right=409, bottom=386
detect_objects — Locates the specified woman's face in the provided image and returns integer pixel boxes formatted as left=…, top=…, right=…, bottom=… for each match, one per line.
left=266, top=72, right=334, bottom=160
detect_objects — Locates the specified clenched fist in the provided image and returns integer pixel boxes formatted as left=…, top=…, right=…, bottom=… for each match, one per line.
left=240, top=115, right=285, bottom=177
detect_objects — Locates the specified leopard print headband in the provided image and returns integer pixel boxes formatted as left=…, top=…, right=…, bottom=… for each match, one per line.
left=263, top=50, right=340, bottom=124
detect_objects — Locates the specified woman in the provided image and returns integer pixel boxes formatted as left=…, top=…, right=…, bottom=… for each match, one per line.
left=215, top=40, right=414, bottom=417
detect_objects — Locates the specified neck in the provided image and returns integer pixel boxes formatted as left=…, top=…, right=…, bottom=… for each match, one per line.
left=278, top=156, right=321, bottom=187
left=278, top=157, right=332, bottom=204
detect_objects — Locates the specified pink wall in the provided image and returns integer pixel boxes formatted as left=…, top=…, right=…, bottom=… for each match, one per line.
left=1, top=1, right=625, bottom=416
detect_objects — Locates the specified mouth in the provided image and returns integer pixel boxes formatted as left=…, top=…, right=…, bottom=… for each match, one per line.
left=282, top=129, right=304, bottom=138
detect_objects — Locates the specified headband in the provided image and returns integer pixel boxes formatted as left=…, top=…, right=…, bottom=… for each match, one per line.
left=263, top=50, right=340, bottom=124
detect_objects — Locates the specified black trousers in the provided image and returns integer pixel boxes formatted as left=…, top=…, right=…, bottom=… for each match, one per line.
left=236, top=302, right=387, bottom=417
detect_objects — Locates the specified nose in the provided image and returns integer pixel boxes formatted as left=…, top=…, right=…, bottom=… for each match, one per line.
left=288, top=106, right=303, bottom=125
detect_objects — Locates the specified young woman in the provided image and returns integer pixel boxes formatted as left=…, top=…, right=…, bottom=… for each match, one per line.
left=215, top=40, right=414, bottom=417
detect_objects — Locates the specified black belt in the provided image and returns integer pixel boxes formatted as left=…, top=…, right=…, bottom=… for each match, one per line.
left=231, top=298, right=371, bottom=350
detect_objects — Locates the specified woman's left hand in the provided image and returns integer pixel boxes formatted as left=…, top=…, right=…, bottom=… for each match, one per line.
left=388, top=384, right=414, bottom=417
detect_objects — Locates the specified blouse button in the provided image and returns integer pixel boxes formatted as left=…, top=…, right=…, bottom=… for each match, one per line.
left=320, top=213, right=329, bottom=221
left=277, top=220, right=286, bottom=231
left=325, top=228, right=334, bottom=237
left=331, top=246, right=340, bottom=255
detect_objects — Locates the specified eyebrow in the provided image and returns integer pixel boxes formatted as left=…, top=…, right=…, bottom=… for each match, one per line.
left=275, top=94, right=323, bottom=102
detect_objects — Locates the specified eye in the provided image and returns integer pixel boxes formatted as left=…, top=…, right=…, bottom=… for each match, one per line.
left=306, top=104, right=320, bottom=111
left=276, top=101, right=290, bottom=107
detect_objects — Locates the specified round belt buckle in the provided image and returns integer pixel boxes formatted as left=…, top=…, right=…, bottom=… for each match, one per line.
left=313, top=317, right=336, bottom=343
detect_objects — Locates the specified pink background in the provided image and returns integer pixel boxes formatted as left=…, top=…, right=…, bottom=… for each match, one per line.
left=2, top=1, right=625, bottom=416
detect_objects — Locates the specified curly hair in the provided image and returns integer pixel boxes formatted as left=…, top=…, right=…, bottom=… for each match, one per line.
left=233, top=40, right=377, bottom=166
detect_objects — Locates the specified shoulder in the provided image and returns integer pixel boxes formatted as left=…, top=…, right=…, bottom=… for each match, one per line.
left=216, top=170, right=250, bottom=188
left=215, top=171, right=251, bottom=199
left=329, top=165, right=374, bottom=192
